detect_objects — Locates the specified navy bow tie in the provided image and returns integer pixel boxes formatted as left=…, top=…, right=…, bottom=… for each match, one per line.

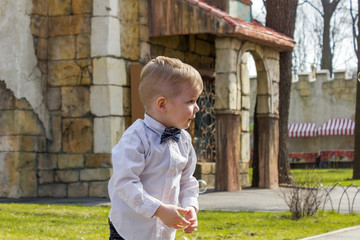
left=160, top=128, right=181, bottom=144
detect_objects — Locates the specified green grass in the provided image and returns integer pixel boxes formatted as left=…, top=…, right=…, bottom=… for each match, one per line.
left=0, top=203, right=109, bottom=240
left=1, top=169, right=360, bottom=239
left=291, top=168, right=360, bottom=186
left=189, top=210, right=360, bottom=240
left=0, top=203, right=359, bottom=240
left=248, top=168, right=360, bottom=187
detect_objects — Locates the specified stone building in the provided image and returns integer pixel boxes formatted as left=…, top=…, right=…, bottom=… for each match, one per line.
left=288, top=70, right=356, bottom=166
left=0, top=0, right=294, bottom=198
left=290, top=70, right=356, bottom=125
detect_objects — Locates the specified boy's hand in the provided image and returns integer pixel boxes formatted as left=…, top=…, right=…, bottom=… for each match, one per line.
left=154, top=204, right=190, bottom=229
left=183, top=206, right=198, bottom=234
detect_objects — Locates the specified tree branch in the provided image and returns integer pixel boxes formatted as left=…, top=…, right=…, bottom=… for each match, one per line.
left=349, top=0, right=358, bottom=59
left=328, top=0, right=341, bottom=15
left=304, top=0, right=324, bottom=17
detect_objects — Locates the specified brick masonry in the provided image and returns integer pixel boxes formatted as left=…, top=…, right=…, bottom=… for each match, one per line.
left=0, top=0, right=287, bottom=197
left=289, top=70, right=355, bottom=125
left=0, top=0, right=114, bottom=198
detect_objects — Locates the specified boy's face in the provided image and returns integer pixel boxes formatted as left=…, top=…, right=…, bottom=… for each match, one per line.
left=164, top=83, right=202, bottom=129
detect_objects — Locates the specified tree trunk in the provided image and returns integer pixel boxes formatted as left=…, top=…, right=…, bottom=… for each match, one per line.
left=321, top=13, right=332, bottom=74
left=266, top=0, right=298, bottom=185
left=353, top=0, right=360, bottom=179
left=278, top=51, right=293, bottom=184
left=354, top=70, right=360, bottom=179
left=320, top=0, right=341, bottom=75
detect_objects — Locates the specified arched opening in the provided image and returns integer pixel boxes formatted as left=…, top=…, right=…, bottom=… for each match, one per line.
left=214, top=37, right=282, bottom=191
left=238, top=43, right=279, bottom=189
left=248, top=53, right=257, bottom=183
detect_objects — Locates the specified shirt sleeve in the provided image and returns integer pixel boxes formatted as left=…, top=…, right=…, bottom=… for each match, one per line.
left=111, top=128, right=161, bottom=218
left=179, top=139, right=199, bottom=211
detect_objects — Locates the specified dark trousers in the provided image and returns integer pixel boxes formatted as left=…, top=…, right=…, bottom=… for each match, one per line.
left=109, top=219, right=125, bottom=240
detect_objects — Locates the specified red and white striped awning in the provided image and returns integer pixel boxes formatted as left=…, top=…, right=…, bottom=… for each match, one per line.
left=318, top=118, right=355, bottom=136
left=288, top=123, right=318, bottom=138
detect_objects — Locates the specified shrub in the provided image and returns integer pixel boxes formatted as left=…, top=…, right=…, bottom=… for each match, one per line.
left=281, top=169, right=327, bottom=220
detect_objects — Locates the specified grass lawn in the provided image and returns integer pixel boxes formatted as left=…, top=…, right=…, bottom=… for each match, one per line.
left=0, top=203, right=109, bottom=240
left=248, top=168, right=360, bottom=187
left=1, top=168, right=360, bottom=239
left=0, top=203, right=359, bottom=240
left=291, top=168, right=360, bottom=186
left=193, top=210, right=360, bottom=239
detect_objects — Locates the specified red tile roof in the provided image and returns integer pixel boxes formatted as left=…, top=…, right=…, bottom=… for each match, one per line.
left=193, top=0, right=295, bottom=50
left=149, top=0, right=295, bottom=51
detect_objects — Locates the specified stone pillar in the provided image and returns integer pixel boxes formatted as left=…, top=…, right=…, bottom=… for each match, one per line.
left=254, top=47, right=280, bottom=189
left=257, top=115, right=279, bottom=189
left=91, top=0, right=128, bottom=153
left=215, top=110, right=241, bottom=191
left=214, top=37, right=242, bottom=191
left=239, top=52, right=251, bottom=186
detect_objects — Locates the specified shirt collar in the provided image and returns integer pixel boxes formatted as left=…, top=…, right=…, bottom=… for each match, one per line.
left=143, top=113, right=166, bottom=137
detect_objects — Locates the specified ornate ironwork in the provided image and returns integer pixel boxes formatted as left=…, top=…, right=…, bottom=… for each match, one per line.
left=194, top=77, right=216, bottom=162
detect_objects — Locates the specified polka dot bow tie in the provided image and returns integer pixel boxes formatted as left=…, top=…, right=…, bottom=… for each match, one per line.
left=160, top=128, right=181, bottom=144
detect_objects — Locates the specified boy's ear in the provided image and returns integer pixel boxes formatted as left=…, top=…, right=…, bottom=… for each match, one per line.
left=156, top=96, right=167, bottom=112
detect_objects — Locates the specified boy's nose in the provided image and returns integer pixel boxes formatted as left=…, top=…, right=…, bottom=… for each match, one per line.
left=194, top=103, right=200, bottom=113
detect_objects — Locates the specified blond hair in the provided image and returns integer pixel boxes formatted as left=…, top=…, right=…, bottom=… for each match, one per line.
left=139, top=56, right=202, bottom=110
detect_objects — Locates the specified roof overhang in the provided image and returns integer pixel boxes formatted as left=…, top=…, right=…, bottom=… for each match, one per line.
left=149, top=0, right=295, bottom=52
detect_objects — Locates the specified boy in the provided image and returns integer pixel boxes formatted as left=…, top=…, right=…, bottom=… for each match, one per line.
left=108, top=56, right=203, bottom=240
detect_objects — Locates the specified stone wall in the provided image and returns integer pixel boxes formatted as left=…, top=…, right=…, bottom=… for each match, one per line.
left=1, top=0, right=216, bottom=198
left=0, top=0, right=48, bottom=198
left=289, top=70, right=356, bottom=125
left=34, top=0, right=141, bottom=198
left=194, top=162, right=216, bottom=190
left=34, top=0, right=112, bottom=198
left=150, top=34, right=216, bottom=70
left=0, top=81, right=45, bottom=197
left=0, top=0, right=284, bottom=196
left=0, top=0, right=50, bottom=137
left=250, top=70, right=356, bottom=126
left=0, top=0, right=116, bottom=198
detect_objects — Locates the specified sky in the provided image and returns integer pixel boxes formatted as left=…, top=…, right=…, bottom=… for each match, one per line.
left=248, top=0, right=358, bottom=77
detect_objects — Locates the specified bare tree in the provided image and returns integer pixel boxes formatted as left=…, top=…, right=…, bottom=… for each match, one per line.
left=266, top=0, right=298, bottom=185
left=304, top=0, right=342, bottom=75
left=350, top=0, right=358, bottom=56
left=259, top=0, right=355, bottom=74
left=293, top=4, right=324, bottom=74
left=331, top=1, right=357, bottom=70
left=292, top=7, right=312, bottom=75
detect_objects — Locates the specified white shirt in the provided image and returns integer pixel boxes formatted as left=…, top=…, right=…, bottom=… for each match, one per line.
left=108, top=114, right=199, bottom=240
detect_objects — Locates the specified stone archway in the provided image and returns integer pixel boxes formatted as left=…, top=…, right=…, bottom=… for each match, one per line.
left=215, top=38, right=279, bottom=191
left=238, top=42, right=279, bottom=189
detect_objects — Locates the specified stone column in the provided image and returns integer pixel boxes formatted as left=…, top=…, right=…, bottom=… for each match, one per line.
left=257, top=115, right=279, bottom=188
left=239, top=53, right=251, bottom=186
left=255, top=47, right=280, bottom=189
left=214, top=37, right=242, bottom=191
left=91, top=0, right=127, bottom=153
left=215, top=110, right=241, bottom=191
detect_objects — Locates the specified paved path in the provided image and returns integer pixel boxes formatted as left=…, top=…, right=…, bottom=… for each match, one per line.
left=198, top=188, right=288, bottom=212
left=300, top=225, right=360, bottom=240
